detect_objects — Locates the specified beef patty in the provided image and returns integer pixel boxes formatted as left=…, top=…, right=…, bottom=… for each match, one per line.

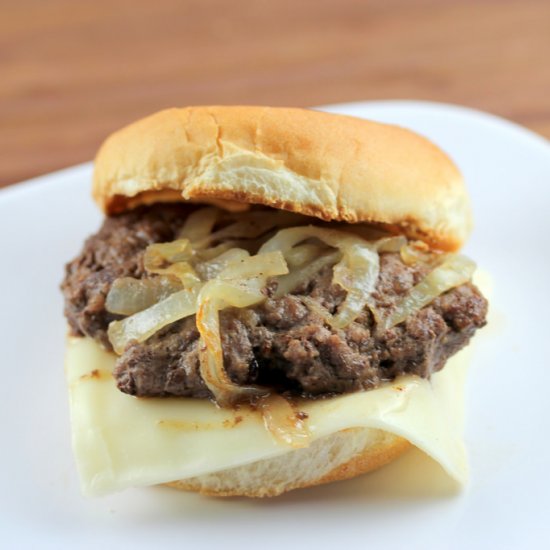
left=62, top=204, right=488, bottom=399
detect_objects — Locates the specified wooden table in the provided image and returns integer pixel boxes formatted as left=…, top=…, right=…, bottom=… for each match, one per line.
left=2, top=0, right=549, bottom=187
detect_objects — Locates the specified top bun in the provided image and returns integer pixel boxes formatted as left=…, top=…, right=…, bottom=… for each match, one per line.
left=93, top=106, right=471, bottom=251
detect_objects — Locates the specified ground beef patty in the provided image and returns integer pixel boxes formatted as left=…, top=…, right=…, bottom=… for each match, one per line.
left=62, top=204, right=488, bottom=399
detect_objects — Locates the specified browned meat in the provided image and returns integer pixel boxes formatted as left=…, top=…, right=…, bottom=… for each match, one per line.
left=61, top=205, right=488, bottom=399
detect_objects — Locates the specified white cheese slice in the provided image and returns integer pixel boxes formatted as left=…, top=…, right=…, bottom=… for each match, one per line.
left=66, top=336, right=470, bottom=496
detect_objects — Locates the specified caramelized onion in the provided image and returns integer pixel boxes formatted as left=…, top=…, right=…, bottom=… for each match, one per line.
left=143, top=239, right=201, bottom=286
left=197, top=211, right=306, bottom=248
left=199, top=277, right=266, bottom=308
left=176, top=207, right=218, bottom=243
left=194, top=241, right=239, bottom=262
left=105, top=277, right=182, bottom=315
left=261, top=226, right=379, bottom=328
left=274, top=251, right=341, bottom=298
left=341, top=224, right=393, bottom=241
left=202, top=220, right=266, bottom=246
left=196, top=248, right=250, bottom=280
left=258, top=394, right=311, bottom=448
left=331, top=244, right=380, bottom=328
left=400, top=240, right=440, bottom=266
left=196, top=252, right=289, bottom=405
left=108, top=287, right=200, bottom=355
left=144, top=239, right=192, bottom=267
left=284, top=243, right=327, bottom=268
left=381, top=254, right=476, bottom=330
left=153, top=263, right=201, bottom=287
left=376, top=235, right=408, bottom=253
left=300, top=296, right=332, bottom=323
left=218, top=251, right=288, bottom=280
left=197, top=297, right=268, bottom=406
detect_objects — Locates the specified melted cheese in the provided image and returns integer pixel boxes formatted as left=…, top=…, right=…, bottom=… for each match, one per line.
left=66, top=337, right=470, bottom=496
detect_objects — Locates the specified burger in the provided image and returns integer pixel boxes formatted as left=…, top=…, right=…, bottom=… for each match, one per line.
left=62, top=106, right=488, bottom=497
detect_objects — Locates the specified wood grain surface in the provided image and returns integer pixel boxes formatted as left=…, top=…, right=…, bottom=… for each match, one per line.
left=1, top=0, right=549, bottom=187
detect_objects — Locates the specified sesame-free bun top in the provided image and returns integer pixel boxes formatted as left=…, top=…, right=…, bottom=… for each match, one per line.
left=93, top=106, right=472, bottom=251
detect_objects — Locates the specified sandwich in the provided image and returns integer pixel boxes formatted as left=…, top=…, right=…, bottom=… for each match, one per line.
left=62, top=106, right=488, bottom=497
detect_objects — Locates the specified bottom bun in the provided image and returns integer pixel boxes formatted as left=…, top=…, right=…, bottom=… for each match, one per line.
left=166, top=428, right=411, bottom=497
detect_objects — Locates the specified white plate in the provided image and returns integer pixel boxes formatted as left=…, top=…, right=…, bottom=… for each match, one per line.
left=1, top=101, right=549, bottom=549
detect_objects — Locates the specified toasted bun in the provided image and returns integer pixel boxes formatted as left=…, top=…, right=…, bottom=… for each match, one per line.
left=93, top=106, right=471, bottom=251
left=166, top=429, right=410, bottom=498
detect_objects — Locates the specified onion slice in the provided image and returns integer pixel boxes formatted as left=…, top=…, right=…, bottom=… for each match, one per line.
left=381, top=254, right=476, bottom=330
left=219, top=251, right=288, bottom=280
left=274, top=250, right=341, bottom=298
left=300, top=296, right=333, bottom=323
left=376, top=235, right=408, bottom=253
left=143, top=239, right=201, bottom=286
left=196, top=248, right=250, bottom=280
left=105, top=277, right=182, bottom=315
left=258, top=394, right=311, bottom=448
left=108, top=287, right=200, bottom=355
left=331, top=243, right=379, bottom=328
left=284, top=243, right=327, bottom=268
left=194, top=241, right=239, bottom=262
left=152, top=263, right=201, bottom=287
left=197, top=211, right=306, bottom=248
left=261, top=226, right=379, bottom=328
left=400, top=240, right=440, bottom=266
left=196, top=252, right=289, bottom=405
left=144, top=239, right=192, bottom=266
left=197, top=295, right=269, bottom=406
left=176, top=207, right=219, bottom=243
